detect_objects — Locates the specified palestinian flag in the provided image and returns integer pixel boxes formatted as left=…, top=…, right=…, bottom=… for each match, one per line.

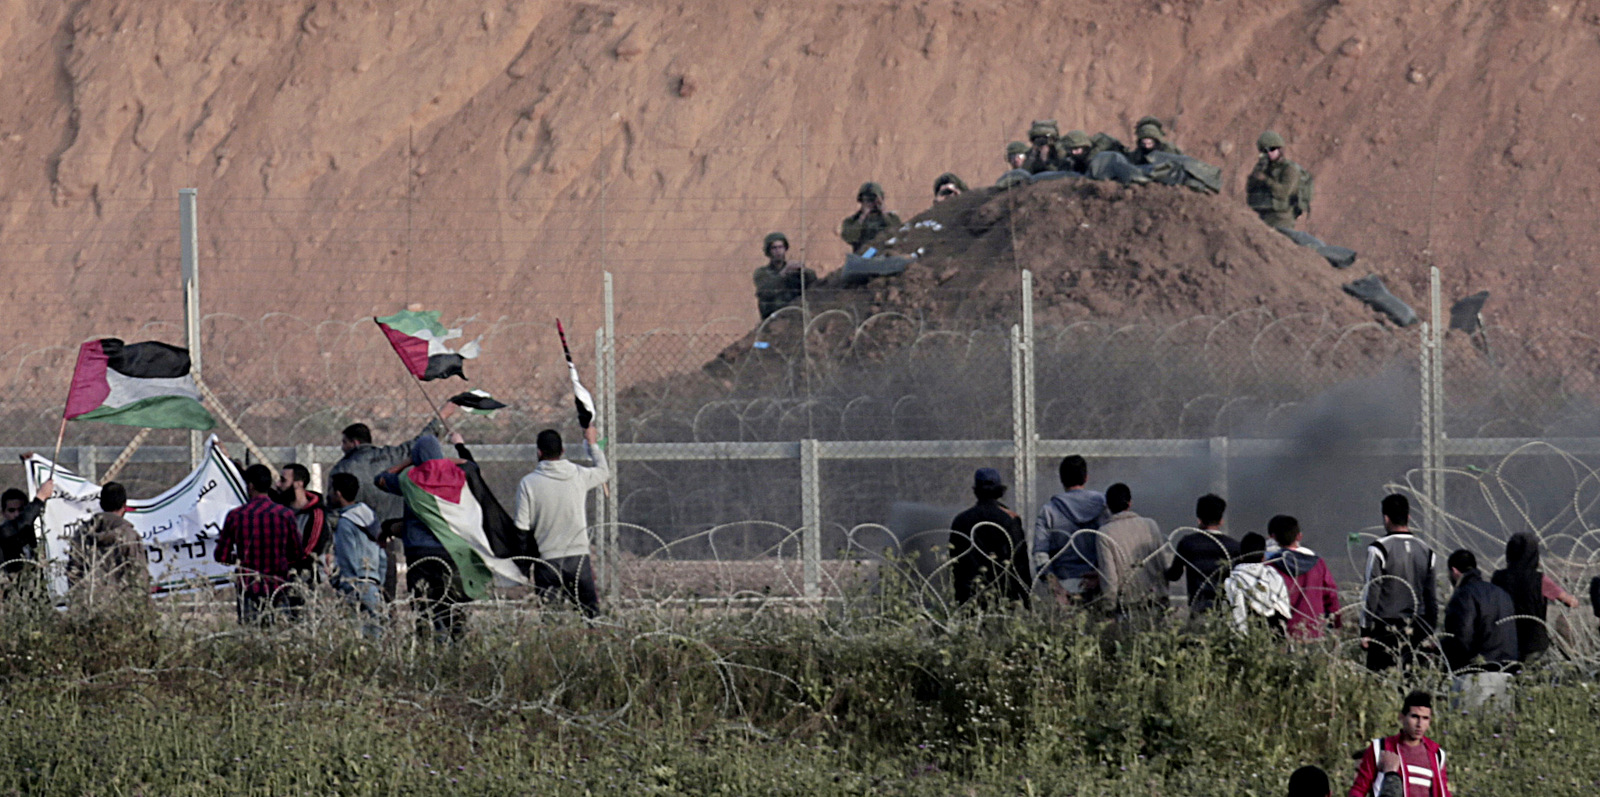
left=64, top=339, right=215, bottom=430
left=376, top=309, right=481, bottom=381
left=399, top=458, right=528, bottom=599
left=449, top=389, right=507, bottom=416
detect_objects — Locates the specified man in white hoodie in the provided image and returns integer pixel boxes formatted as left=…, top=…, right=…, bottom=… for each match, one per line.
left=514, top=425, right=610, bottom=617
left=1224, top=532, right=1292, bottom=636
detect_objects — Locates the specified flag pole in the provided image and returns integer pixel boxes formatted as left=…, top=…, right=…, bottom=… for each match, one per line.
left=46, top=416, right=67, bottom=483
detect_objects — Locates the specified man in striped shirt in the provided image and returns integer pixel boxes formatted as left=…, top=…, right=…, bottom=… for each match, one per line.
left=1349, top=691, right=1451, bottom=797
left=215, top=463, right=304, bottom=625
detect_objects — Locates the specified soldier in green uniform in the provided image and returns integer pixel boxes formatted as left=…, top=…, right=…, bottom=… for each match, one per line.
left=1005, top=141, right=1029, bottom=171
left=1246, top=130, right=1302, bottom=231
left=1057, top=130, right=1094, bottom=175
left=1021, top=119, right=1063, bottom=174
left=933, top=172, right=968, bottom=202
left=1128, top=120, right=1182, bottom=165
left=839, top=182, right=902, bottom=254
left=753, top=232, right=817, bottom=319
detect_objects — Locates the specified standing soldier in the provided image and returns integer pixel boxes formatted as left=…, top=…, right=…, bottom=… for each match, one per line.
left=1021, top=119, right=1063, bottom=173
left=1246, top=130, right=1304, bottom=231
left=839, top=182, right=901, bottom=254
left=752, top=232, right=817, bottom=320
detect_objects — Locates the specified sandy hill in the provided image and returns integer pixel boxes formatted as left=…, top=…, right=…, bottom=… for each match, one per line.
left=0, top=0, right=1594, bottom=420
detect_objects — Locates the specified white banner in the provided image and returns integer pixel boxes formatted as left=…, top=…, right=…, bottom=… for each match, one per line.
left=24, top=435, right=247, bottom=595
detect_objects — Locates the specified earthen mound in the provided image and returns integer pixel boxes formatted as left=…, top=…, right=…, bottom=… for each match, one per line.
left=717, top=179, right=1390, bottom=368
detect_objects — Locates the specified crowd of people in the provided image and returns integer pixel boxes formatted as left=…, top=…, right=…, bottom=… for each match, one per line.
left=0, top=424, right=1589, bottom=794
left=949, top=454, right=1586, bottom=680
left=947, top=457, right=1596, bottom=796
left=751, top=116, right=1316, bottom=319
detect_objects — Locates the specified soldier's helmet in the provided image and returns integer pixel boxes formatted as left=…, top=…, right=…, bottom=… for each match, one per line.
left=1027, top=119, right=1060, bottom=142
left=1061, top=130, right=1093, bottom=150
left=857, top=182, right=886, bottom=202
left=1135, top=122, right=1164, bottom=142
left=933, top=172, right=968, bottom=194
left=1006, top=141, right=1030, bottom=157
left=763, top=231, right=789, bottom=256
left=1134, top=115, right=1166, bottom=134
left=1257, top=130, right=1286, bottom=152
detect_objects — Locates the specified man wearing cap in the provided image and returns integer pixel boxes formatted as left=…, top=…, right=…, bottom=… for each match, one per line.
left=948, top=468, right=1030, bottom=607
left=1247, top=130, right=1303, bottom=231
left=1021, top=120, right=1063, bottom=174
left=839, top=182, right=901, bottom=254
left=752, top=232, right=817, bottom=320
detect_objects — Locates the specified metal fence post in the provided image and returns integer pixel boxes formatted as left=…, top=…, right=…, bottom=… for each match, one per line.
left=1419, top=321, right=1434, bottom=532
left=1428, top=267, right=1445, bottom=525
left=1010, top=325, right=1026, bottom=549
left=1020, top=270, right=1036, bottom=516
left=603, top=271, right=619, bottom=601
left=801, top=438, right=821, bottom=599
left=1208, top=436, right=1230, bottom=499
left=179, top=188, right=203, bottom=469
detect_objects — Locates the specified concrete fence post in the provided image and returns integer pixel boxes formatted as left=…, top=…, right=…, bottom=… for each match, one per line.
left=801, top=438, right=821, bottom=599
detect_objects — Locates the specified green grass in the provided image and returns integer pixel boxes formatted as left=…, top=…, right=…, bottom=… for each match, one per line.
left=1, top=588, right=1597, bottom=796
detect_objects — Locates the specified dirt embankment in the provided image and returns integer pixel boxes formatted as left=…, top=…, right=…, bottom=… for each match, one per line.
left=0, top=0, right=1595, bottom=396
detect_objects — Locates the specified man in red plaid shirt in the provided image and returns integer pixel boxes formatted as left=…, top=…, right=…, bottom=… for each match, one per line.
left=215, top=463, right=304, bottom=624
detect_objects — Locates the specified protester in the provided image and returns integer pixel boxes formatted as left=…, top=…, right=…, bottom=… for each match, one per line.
left=1441, top=549, right=1518, bottom=671
left=0, top=480, right=53, bottom=586
left=1266, top=514, right=1341, bottom=639
left=1490, top=532, right=1574, bottom=663
left=67, top=481, right=151, bottom=601
left=1288, top=765, right=1336, bottom=797
left=1223, top=532, right=1291, bottom=635
left=215, top=464, right=304, bottom=624
left=1164, top=493, right=1240, bottom=613
left=1348, top=691, right=1452, bottom=797
left=1032, top=455, right=1110, bottom=606
left=947, top=468, right=1029, bottom=608
left=376, top=433, right=472, bottom=639
left=1095, top=482, right=1169, bottom=616
left=329, top=411, right=450, bottom=600
left=327, top=472, right=386, bottom=636
left=1360, top=494, right=1440, bottom=671
left=277, top=462, right=329, bottom=585
left=514, top=425, right=611, bottom=618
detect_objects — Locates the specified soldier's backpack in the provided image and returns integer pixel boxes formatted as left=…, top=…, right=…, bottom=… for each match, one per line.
left=1291, top=163, right=1315, bottom=218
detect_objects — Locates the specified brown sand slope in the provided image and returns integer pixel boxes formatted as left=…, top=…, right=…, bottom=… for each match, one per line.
left=0, top=0, right=1592, bottom=419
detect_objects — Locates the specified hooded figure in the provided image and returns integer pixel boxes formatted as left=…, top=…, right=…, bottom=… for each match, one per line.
left=1491, top=533, right=1551, bottom=661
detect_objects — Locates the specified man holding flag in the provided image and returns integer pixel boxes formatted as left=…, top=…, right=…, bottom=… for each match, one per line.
left=514, top=424, right=609, bottom=617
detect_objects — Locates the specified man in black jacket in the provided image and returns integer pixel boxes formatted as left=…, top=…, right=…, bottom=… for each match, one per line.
left=948, top=468, right=1029, bottom=608
left=1, top=480, right=54, bottom=589
left=1163, top=493, right=1239, bottom=614
left=1442, top=549, right=1518, bottom=672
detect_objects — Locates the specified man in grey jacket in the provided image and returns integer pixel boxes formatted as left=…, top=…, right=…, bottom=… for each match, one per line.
left=514, top=425, right=610, bottom=617
left=1361, top=494, right=1440, bottom=671
left=328, top=409, right=449, bottom=599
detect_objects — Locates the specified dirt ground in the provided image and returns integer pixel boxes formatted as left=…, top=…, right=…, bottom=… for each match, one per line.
left=0, top=0, right=1595, bottom=407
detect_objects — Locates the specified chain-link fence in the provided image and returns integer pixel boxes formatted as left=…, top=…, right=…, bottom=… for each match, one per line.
left=6, top=183, right=1600, bottom=609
